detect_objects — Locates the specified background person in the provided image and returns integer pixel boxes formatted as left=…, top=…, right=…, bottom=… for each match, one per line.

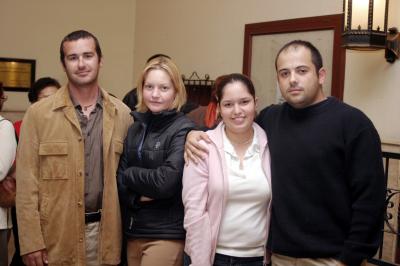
left=185, top=75, right=225, bottom=128
left=14, top=77, right=61, bottom=139
left=0, top=82, right=17, bottom=266
left=182, top=73, right=271, bottom=266
left=117, top=56, right=194, bottom=266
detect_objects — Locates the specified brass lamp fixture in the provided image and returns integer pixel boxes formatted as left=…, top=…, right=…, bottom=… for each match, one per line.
left=342, top=0, right=400, bottom=62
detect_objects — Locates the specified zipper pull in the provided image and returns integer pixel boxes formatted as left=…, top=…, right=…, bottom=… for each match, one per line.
left=129, top=216, right=134, bottom=230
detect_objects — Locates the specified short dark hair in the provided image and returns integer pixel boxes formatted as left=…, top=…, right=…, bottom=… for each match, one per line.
left=60, top=30, right=102, bottom=67
left=0, top=82, right=3, bottom=98
left=215, top=73, right=256, bottom=103
left=146, top=54, right=171, bottom=63
left=28, top=77, right=61, bottom=103
left=0, top=82, right=5, bottom=111
left=275, top=40, right=323, bottom=73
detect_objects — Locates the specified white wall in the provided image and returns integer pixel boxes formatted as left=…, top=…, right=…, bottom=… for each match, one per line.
left=0, top=0, right=136, bottom=113
left=133, top=0, right=341, bottom=82
left=1, top=0, right=399, bottom=144
left=133, top=0, right=400, bottom=144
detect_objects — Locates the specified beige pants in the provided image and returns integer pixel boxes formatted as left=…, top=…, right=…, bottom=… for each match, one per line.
left=127, top=239, right=184, bottom=266
left=85, top=222, right=116, bottom=266
left=85, top=221, right=101, bottom=266
left=272, top=254, right=367, bottom=266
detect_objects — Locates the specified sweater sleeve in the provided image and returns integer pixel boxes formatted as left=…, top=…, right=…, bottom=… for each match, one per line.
left=0, top=119, right=17, bottom=180
left=182, top=143, right=213, bottom=266
left=123, top=122, right=193, bottom=199
left=338, top=125, right=386, bottom=266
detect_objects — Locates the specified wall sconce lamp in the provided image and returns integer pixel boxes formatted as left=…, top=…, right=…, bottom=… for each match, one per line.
left=342, top=0, right=400, bottom=63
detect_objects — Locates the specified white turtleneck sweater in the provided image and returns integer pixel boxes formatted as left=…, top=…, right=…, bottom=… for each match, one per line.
left=0, top=116, right=17, bottom=229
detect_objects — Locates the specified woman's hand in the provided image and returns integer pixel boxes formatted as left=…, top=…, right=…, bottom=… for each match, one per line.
left=139, top=196, right=154, bottom=202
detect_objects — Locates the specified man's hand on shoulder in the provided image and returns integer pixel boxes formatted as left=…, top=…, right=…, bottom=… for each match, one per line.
left=184, top=130, right=211, bottom=165
left=335, top=260, right=347, bottom=266
left=140, top=196, right=154, bottom=202
left=1, top=176, right=16, bottom=194
left=23, top=249, right=48, bottom=266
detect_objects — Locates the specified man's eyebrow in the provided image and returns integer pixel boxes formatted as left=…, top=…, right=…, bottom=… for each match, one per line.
left=296, top=65, right=309, bottom=68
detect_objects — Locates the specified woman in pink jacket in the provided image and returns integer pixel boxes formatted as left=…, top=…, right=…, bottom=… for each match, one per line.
left=182, top=73, right=272, bottom=266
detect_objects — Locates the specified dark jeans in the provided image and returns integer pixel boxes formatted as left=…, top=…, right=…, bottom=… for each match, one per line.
left=183, top=252, right=191, bottom=266
left=184, top=252, right=264, bottom=266
left=0, top=228, right=9, bottom=266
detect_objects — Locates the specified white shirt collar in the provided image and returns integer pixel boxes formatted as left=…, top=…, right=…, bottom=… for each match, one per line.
left=222, top=124, right=260, bottom=159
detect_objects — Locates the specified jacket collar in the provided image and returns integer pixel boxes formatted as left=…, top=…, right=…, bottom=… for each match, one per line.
left=52, top=85, right=116, bottom=114
left=132, top=109, right=182, bottom=127
left=51, top=86, right=117, bottom=142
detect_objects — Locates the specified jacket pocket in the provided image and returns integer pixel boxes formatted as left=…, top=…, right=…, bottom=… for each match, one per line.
left=113, top=139, right=124, bottom=155
left=113, top=139, right=124, bottom=168
left=39, top=142, right=69, bottom=180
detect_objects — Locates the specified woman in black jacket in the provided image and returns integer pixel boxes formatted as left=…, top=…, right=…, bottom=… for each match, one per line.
left=117, top=56, right=194, bottom=266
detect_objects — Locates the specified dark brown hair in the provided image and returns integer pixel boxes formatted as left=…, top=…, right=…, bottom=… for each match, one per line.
left=275, top=40, right=323, bottom=73
left=0, top=82, right=5, bottom=111
left=215, top=73, right=256, bottom=103
left=28, top=77, right=61, bottom=103
left=60, top=30, right=102, bottom=67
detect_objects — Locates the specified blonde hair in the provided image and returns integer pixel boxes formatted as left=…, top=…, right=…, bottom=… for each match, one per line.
left=136, top=57, right=187, bottom=112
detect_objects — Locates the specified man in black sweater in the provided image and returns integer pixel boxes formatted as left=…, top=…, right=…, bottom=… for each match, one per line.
left=185, top=40, right=385, bottom=266
left=257, top=40, right=385, bottom=266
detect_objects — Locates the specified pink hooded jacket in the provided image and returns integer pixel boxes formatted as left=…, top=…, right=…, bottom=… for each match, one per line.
left=182, top=122, right=272, bottom=266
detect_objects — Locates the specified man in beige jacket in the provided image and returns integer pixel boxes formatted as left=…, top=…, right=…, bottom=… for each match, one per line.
left=16, top=30, right=132, bottom=266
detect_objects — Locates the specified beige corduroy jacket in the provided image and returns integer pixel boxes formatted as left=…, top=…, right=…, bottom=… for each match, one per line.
left=16, top=86, right=132, bottom=265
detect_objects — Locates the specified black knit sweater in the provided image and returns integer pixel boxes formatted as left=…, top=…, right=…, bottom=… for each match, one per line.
left=256, top=97, right=385, bottom=266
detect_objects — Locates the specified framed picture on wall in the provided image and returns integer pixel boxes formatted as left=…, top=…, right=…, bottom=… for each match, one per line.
left=0, top=57, right=36, bottom=92
left=242, top=14, right=345, bottom=111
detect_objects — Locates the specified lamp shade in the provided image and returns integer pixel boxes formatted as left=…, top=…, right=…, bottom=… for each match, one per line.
left=343, top=0, right=389, bottom=50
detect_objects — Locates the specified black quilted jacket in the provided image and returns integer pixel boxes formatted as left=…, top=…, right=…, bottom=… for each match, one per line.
left=117, top=109, right=195, bottom=239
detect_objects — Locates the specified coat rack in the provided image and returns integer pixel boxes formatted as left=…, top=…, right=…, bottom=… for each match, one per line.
left=182, top=71, right=214, bottom=87
left=182, top=71, right=214, bottom=106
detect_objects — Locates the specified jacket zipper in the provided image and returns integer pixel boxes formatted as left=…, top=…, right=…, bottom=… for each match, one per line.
left=129, top=216, right=134, bottom=230
left=137, top=124, right=148, bottom=161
